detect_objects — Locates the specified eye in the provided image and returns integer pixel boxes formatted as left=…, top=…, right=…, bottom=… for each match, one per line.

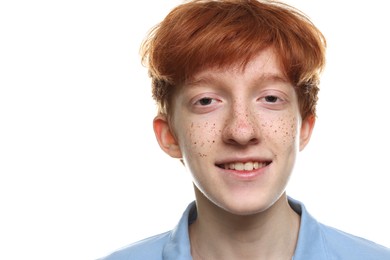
left=257, top=92, right=287, bottom=111
left=190, top=95, right=222, bottom=114
left=196, top=97, right=216, bottom=106
left=264, top=95, right=279, bottom=103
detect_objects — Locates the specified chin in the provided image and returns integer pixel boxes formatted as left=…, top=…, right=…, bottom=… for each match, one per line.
left=216, top=195, right=278, bottom=216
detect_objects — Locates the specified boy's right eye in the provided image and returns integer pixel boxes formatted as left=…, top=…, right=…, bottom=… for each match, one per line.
left=190, top=95, right=222, bottom=114
left=197, top=97, right=214, bottom=106
left=189, top=91, right=223, bottom=113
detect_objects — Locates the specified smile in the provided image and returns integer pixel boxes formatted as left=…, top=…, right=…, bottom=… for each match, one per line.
left=217, top=161, right=271, bottom=171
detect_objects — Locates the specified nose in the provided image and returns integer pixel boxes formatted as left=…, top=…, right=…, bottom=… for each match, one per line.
left=222, top=105, right=260, bottom=146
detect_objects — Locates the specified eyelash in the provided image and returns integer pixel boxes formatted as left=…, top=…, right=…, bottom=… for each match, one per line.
left=195, top=95, right=281, bottom=104
left=195, top=97, right=217, bottom=106
left=190, top=92, right=286, bottom=113
left=257, top=93, right=287, bottom=111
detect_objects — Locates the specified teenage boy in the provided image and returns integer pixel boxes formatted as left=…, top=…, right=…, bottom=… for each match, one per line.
left=102, top=0, right=390, bottom=259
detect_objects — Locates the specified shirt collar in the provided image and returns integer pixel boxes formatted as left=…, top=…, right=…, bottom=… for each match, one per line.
left=289, top=197, right=329, bottom=260
left=162, top=202, right=195, bottom=260
left=162, top=198, right=328, bottom=260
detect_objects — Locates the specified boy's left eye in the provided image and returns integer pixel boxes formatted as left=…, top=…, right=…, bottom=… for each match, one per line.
left=257, top=93, right=287, bottom=110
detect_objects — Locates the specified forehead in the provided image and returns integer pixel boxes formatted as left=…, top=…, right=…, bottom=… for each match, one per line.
left=185, top=48, right=289, bottom=87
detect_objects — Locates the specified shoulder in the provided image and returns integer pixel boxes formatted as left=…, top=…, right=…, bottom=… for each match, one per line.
left=318, top=223, right=390, bottom=259
left=98, top=202, right=196, bottom=260
left=288, top=197, right=390, bottom=259
left=98, top=231, right=171, bottom=260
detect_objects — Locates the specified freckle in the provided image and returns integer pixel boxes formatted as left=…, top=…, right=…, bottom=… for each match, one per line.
left=194, top=142, right=197, bottom=145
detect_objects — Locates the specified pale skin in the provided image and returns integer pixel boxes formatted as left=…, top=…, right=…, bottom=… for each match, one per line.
left=153, top=48, right=315, bottom=259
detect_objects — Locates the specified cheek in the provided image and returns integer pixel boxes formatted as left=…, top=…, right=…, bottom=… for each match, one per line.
left=260, top=115, right=298, bottom=148
left=182, top=121, right=219, bottom=158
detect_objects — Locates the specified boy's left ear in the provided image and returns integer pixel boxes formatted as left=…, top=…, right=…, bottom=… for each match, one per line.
left=153, top=115, right=183, bottom=159
left=299, top=115, right=315, bottom=151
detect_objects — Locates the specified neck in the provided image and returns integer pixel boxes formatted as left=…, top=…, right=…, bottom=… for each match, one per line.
left=189, top=188, right=300, bottom=260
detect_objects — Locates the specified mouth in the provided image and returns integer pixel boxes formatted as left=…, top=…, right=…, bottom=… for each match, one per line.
left=216, top=161, right=271, bottom=171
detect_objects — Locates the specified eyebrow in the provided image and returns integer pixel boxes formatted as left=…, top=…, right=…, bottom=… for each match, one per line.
left=186, top=72, right=289, bottom=88
left=185, top=76, right=218, bottom=88
left=255, top=73, right=289, bottom=84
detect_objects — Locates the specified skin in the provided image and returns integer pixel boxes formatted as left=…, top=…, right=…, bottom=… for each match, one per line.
left=153, top=48, right=315, bottom=259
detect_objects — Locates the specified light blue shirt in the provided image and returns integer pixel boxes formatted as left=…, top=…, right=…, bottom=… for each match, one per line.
left=101, top=198, right=390, bottom=259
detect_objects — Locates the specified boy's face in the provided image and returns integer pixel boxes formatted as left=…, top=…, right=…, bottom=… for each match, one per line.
left=154, top=48, right=315, bottom=215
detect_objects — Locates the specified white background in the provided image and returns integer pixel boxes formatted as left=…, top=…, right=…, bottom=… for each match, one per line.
left=0, top=0, right=389, bottom=259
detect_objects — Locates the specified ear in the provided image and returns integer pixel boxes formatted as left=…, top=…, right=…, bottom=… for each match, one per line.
left=153, top=115, right=182, bottom=158
left=299, top=115, right=315, bottom=151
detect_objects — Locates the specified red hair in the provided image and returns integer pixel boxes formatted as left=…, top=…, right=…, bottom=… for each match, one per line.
left=141, top=0, right=326, bottom=119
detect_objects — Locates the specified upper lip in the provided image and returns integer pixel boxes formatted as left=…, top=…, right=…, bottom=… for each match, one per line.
left=215, top=156, right=272, bottom=165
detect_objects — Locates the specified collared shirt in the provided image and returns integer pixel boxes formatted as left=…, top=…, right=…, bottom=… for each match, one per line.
left=101, top=198, right=390, bottom=259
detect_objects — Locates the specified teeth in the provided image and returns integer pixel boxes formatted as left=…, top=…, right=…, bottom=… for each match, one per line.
left=225, top=161, right=266, bottom=171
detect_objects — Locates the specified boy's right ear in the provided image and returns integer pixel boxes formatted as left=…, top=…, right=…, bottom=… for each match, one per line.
left=153, top=115, right=182, bottom=159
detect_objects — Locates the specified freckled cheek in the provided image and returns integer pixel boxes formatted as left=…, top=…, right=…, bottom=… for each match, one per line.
left=260, top=116, right=298, bottom=148
left=182, top=122, right=219, bottom=157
